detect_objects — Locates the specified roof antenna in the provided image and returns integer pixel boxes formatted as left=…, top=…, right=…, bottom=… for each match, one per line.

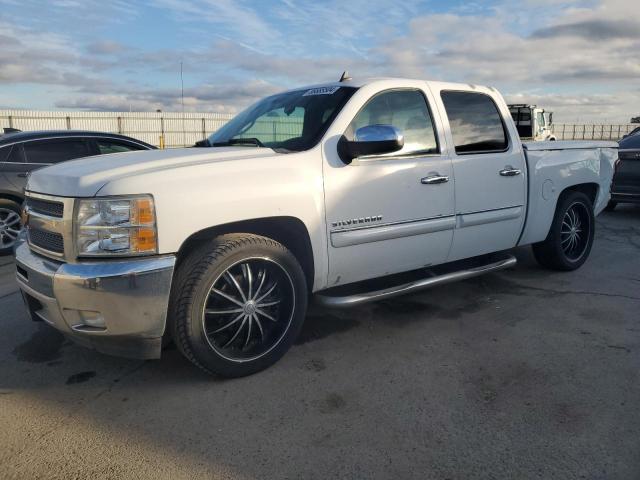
left=339, top=71, right=352, bottom=82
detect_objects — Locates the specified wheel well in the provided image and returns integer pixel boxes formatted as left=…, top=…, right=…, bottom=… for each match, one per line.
left=176, top=217, right=315, bottom=290
left=562, top=183, right=599, bottom=206
left=0, top=193, right=25, bottom=206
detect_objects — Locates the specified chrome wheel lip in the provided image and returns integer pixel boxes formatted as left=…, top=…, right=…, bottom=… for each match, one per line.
left=560, top=201, right=591, bottom=262
left=201, top=256, right=296, bottom=364
left=0, top=208, right=22, bottom=250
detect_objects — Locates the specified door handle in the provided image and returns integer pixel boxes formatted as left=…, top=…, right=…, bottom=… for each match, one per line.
left=17, top=173, right=28, bottom=178
left=421, top=174, right=449, bottom=185
left=499, top=166, right=521, bottom=177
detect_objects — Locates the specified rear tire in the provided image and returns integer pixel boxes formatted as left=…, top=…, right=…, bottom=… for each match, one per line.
left=0, top=199, right=23, bottom=256
left=532, top=191, right=595, bottom=271
left=169, top=234, right=308, bottom=377
left=604, top=200, right=617, bottom=211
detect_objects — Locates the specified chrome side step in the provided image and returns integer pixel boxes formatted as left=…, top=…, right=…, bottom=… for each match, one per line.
left=315, top=253, right=517, bottom=308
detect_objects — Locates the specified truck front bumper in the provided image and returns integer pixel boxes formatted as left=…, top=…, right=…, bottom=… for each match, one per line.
left=15, top=242, right=176, bottom=360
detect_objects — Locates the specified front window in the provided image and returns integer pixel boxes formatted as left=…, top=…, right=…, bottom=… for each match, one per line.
left=96, top=139, right=146, bottom=154
left=345, top=89, right=439, bottom=157
left=207, top=86, right=357, bottom=152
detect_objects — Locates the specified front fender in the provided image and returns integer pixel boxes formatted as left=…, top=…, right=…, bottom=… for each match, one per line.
left=96, top=149, right=329, bottom=290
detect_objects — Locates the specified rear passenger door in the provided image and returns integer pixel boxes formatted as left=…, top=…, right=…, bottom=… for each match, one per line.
left=0, top=144, right=28, bottom=192
left=20, top=138, right=91, bottom=191
left=435, top=90, right=526, bottom=261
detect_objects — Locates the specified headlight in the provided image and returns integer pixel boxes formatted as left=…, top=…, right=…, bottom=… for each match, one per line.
left=75, top=195, right=157, bottom=256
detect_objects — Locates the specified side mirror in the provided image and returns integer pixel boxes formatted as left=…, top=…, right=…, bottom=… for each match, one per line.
left=337, top=124, right=404, bottom=164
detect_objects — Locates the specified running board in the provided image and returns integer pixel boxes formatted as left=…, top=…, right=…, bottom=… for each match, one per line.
left=314, top=253, right=517, bottom=308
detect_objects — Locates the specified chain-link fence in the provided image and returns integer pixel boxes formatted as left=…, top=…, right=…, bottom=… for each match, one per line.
left=2, top=110, right=637, bottom=146
left=0, top=110, right=235, bottom=148
left=551, top=123, right=637, bottom=141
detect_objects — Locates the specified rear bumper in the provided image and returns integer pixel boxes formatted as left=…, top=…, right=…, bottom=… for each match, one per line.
left=15, top=242, right=176, bottom=359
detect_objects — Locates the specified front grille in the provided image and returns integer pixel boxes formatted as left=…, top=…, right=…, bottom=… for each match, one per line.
left=29, top=228, right=64, bottom=254
left=26, top=198, right=64, bottom=218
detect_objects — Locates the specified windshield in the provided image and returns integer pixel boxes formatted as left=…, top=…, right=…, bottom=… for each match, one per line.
left=207, top=86, right=357, bottom=152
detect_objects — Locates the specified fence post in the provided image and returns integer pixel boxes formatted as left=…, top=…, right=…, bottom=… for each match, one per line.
left=160, top=117, right=165, bottom=148
left=202, top=118, right=206, bottom=140
left=8, top=115, right=13, bottom=129
left=117, top=116, right=122, bottom=134
left=66, top=116, right=71, bottom=130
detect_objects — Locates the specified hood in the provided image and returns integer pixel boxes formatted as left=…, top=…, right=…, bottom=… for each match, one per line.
left=26, top=147, right=280, bottom=197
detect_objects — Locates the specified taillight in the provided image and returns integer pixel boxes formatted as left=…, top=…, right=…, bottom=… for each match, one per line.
left=613, top=157, right=622, bottom=174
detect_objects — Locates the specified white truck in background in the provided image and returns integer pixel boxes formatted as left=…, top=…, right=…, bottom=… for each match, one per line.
left=16, top=77, right=617, bottom=377
left=509, top=104, right=556, bottom=141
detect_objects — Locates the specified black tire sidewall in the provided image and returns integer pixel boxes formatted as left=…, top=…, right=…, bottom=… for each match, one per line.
left=0, top=199, right=22, bottom=255
left=546, top=191, right=595, bottom=270
left=174, top=235, right=307, bottom=377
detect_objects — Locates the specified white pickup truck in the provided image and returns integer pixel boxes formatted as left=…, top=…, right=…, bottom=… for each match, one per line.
left=15, top=77, right=618, bottom=377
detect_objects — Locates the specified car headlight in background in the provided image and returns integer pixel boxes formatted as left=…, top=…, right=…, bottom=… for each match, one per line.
left=75, top=195, right=157, bottom=256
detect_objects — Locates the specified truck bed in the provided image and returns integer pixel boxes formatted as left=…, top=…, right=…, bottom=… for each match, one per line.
left=518, top=140, right=618, bottom=246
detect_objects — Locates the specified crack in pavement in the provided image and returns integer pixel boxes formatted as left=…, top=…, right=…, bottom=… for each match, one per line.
left=506, top=282, right=640, bottom=302
left=0, top=290, right=19, bottom=300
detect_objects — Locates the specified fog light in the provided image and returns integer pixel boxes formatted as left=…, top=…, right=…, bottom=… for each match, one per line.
left=63, top=308, right=106, bottom=330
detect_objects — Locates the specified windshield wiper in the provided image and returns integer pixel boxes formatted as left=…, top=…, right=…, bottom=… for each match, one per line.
left=211, top=137, right=265, bottom=148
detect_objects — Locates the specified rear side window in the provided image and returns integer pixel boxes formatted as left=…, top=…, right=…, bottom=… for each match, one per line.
left=23, top=139, right=90, bottom=164
left=347, top=89, right=439, bottom=157
left=620, top=134, right=640, bottom=149
left=0, top=145, right=24, bottom=163
left=96, top=139, right=146, bottom=154
left=441, top=91, right=508, bottom=154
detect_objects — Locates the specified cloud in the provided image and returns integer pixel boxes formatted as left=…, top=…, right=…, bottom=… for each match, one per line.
left=531, top=19, right=640, bottom=40
left=55, top=80, right=283, bottom=112
left=86, top=40, right=127, bottom=55
left=150, top=0, right=279, bottom=48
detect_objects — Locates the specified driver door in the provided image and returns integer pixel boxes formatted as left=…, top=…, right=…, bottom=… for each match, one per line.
left=322, top=87, right=455, bottom=286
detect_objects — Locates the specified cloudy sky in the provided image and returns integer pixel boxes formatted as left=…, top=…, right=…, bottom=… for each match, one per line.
left=0, top=0, right=638, bottom=122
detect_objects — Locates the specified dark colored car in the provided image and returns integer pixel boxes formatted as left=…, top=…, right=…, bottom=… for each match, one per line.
left=0, top=130, right=155, bottom=254
left=607, top=130, right=640, bottom=210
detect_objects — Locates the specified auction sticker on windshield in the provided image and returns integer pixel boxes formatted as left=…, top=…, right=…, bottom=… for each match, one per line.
left=303, top=86, right=341, bottom=96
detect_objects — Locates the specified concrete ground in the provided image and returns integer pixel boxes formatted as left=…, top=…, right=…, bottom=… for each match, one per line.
left=1, top=207, right=639, bottom=480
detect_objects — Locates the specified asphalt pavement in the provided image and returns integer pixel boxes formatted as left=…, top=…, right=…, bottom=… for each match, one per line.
left=1, top=207, right=639, bottom=480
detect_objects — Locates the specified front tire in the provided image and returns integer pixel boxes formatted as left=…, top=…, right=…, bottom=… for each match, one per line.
left=532, top=191, right=595, bottom=271
left=169, top=234, right=308, bottom=377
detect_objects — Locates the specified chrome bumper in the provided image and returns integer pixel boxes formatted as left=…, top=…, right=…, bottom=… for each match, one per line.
left=15, top=242, right=176, bottom=359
